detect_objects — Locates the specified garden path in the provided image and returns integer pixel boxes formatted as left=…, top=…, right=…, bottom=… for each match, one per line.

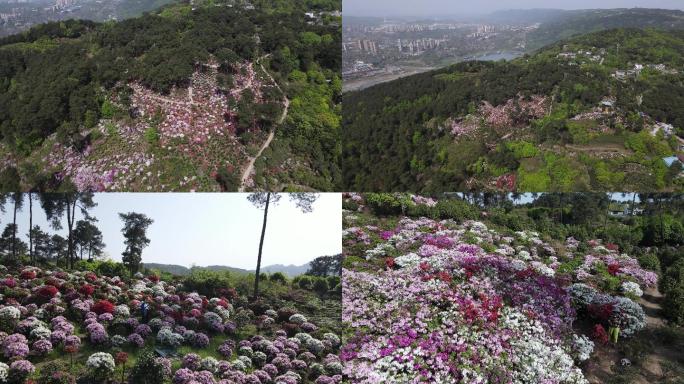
left=585, top=286, right=683, bottom=384
left=238, top=57, right=289, bottom=192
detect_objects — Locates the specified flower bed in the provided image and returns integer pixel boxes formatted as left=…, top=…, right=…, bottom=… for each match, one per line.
left=0, top=265, right=340, bottom=383
left=341, top=195, right=656, bottom=383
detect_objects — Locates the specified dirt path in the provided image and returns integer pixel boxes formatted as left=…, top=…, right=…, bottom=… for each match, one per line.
left=238, top=56, right=289, bottom=192
left=585, top=286, right=679, bottom=384
left=640, top=287, right=666, bottom=327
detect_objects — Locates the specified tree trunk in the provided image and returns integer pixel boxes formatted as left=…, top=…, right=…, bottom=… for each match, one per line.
left=66, top=198, right=75, bottom=269
left=253, top=192, right=270, bottom=300
left=29, top=193, right=33, bottom=263
left=12, top=198, right=17, bottom=260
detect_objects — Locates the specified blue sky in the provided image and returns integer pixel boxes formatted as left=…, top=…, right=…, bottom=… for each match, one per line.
left=0, top=193, right=342, bottom=269
left=344, top=0, right=684, bottom=16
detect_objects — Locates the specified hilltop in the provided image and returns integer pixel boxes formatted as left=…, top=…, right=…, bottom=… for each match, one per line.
left=342, top=27, right=684, bottom=192
left=143, top=262, right=311, bottom=277
left=0, top=0, right=341, bottom=192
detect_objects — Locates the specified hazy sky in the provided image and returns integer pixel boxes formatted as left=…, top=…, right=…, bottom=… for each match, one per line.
left=344, top=0, right=684, bottom=17
left=0, top=193, right=341, bottom=269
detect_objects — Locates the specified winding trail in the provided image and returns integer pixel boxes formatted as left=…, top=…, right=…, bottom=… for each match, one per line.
left=239, top=56, right=289, bottom=192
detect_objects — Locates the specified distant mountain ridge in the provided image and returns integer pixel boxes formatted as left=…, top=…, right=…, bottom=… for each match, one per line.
left=143, top=262, right=311, bottom=277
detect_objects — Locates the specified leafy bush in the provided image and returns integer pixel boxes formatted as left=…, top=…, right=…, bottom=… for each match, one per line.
left=661, top=258, right=684, bottom=294
left=295, top=276, right=313, bottom=290
left=637, top=253, right=660, bottom=273
left=269, top=272, right=287, bottom=284
left=127, top=349, right=168, bottom=384
left=663, top=286, right=684, bottom=326
left=36, top=361, right=75, bottom=384
left=183, top=269, right=233, bottom=297
left=365, top=193, right=413, bottom=216
left=506, top=141, right=540, bottom=159
left=312, top=278, right=329, bottom=294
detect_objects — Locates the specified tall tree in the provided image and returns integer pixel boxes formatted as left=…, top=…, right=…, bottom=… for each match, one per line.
left=247, top=193, right=318, bottom=299
left=0, top=224, right=27, bottom=260
left=74, top=219, right=105, bottom=261
left=28, top=226, right=51, bottom=262
left=9, top=193, right=24, bottom=261
left=28, top=192, right=33, bottom=263
left=48, top=234, right=68, bottom=264
left=119, top=212, right=153, bottom=276
left=306, top=254, right=342, bottom=277
left=40, top=193, right=96, bottom=269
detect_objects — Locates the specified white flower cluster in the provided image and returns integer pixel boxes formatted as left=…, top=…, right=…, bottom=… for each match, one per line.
left=531, top=261, right=555, bottom=277
left=323, top=333, right=341, bottom=348
left=501, top=308, right=588, bottom=384
left=364, top=243, right=395, bottom=260
left=394, top=253, right=421, bottom=268
left=289, top=314, right=308, bottom=325
left=0, top=306, right=20, bottom=321
left=201, top=356, right=219, bottom=373
left=30, top=325, right=52, bottom=340
left=114, top=304, right=130, bottom=318
left=0, top=362, right=7, bottom=383
left=86, top=352, right=116, bottom=373
left=621, top=281, right=643, bottom=297
left=571, top=334, right=594, bottom=362
left=157, top=327, right=184, bottom=347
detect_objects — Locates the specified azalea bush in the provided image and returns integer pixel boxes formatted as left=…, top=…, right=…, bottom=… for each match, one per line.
left=341, top=194, right=657, bottom=383
left=0, top=264, right=341, bottom=384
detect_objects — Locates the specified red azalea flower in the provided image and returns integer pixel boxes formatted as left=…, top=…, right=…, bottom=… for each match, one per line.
left=385, top=257, right=395, bottom=269
left=92, top=300, right=115, bottom=315
left=64, top=345, right=78, bottom=354
left=592, top=324, right=609, bottom=345
left=79, top=284, right=95, bottom=296
left=20, top=270, right=37, bottom=280
left=115, top=352, right=128, bottom=365
left=38, top=285, right=59, bottom=299
left=437, top=271, right=451, bottom=282
left=419, top=262, right=430, bottom=272
left=148, top=275, right=160, bottom=283
left=607, top=263, right=621, bottom=276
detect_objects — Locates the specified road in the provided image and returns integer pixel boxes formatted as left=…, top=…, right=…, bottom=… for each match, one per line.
left=239, top=56, right=289, bottom=192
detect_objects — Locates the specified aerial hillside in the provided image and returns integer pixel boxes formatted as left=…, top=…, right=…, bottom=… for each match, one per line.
left=0, top=0, right=341, bottom=192
left=525, top=8, right=684, bottom=49
left=0, top=0, right=177, bottom=37
left=343, top=28, right=684, bottom=192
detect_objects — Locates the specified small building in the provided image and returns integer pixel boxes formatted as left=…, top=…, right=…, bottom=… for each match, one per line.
left=663, top=156, right=683, bottom=168
left=608, top=203, right=629, bottom=217
left=600, top=98, right=616, bottom=112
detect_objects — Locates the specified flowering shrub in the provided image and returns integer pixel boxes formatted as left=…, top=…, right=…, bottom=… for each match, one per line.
left=86, top=352, right=116, bottom=381
left=9, top=360, right=34, bottom=382
left=37, top=285, right=59, bottom=299
left=92, top=300, right=115, bottom=315
left=79, top=284, right=95, bottom=296
left=341, top=195, right=658, bottom=383
left=0, top=265, right=340, bottom=384
left=32, top=338, right=53, bottom=356
left=621, top=281, right=643, bottom=298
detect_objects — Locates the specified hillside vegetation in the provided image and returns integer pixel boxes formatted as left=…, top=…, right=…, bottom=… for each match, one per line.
left=343, top=27, right=684, bottom=192
left=0, top=0, right=341, bottom=192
